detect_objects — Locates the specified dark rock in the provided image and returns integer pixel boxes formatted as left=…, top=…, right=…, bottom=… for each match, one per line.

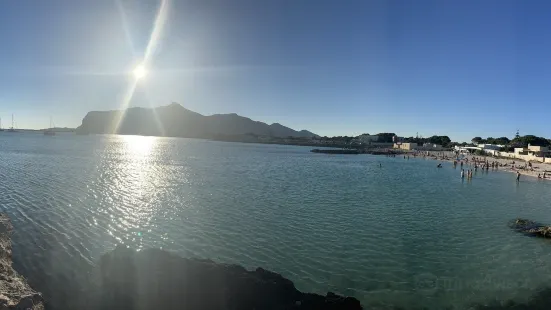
left=509, top=218, right=551, bottom=238
left=89, top=246, right=362, bottom=310
left=75, top=103, right=318, bottom=138
left=0, top=214, right=44, bottom=310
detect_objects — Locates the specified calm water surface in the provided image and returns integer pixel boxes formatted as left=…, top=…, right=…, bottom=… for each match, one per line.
left=2, top=132, right=551, bottom=309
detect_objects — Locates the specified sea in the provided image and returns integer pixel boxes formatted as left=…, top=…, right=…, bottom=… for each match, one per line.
left=2, top=132, right=551, bottom=309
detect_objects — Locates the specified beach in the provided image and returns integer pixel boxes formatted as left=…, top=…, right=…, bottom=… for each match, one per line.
left=420, top=150, right=551, bottom=181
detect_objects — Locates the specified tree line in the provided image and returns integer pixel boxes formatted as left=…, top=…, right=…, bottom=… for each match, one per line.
left=403, top=135, right=451, bottom=147
left=471, top=137, right=511, bottom=145
left=471, top=135, right=551, bottom=149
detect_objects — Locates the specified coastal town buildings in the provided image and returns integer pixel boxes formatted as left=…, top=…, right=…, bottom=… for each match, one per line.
left=456, top=143, right=551, bottom=163
left=394, top=142, right=416, bottom=150
left=393, top=142, right=442, bottom=151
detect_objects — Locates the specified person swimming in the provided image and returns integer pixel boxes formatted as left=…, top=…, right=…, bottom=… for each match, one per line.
left=437, top=163, right=442, bottom=168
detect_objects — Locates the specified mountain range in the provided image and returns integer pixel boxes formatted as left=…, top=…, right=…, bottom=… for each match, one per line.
left=75, top=103, right=318, bottom=139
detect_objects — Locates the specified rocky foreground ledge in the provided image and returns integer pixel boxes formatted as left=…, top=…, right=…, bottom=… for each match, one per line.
left=0, top=214, right=43, bottom=310
left=1, top=212, right=361, bottom=310
left=92, top=246, right=362, bottom=310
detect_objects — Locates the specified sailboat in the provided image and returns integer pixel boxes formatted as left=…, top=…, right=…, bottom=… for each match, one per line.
left=0, top=117, right=4, bottom=131
left=7, top=115, right=16, bottom=132
left=44, top=116, right=55, bottom=136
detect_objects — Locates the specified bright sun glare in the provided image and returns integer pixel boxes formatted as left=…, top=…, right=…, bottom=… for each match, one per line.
left=133, top=64, right=147, bottom=80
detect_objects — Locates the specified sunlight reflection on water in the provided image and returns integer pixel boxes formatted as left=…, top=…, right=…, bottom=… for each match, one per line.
left=1, top=133, right=551, bottom=310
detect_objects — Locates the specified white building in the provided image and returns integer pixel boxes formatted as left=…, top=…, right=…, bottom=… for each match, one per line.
left=527, top=144, right=550, bottom=156
left=395, top=142, right=443, bottom=151
left=394, top=142, right=415, bottom=150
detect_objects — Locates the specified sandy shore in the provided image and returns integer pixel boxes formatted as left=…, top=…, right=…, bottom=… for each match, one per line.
left=419, top=151, right=551, bottom=181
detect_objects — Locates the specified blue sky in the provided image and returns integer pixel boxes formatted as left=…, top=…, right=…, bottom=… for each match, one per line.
left=1, top=0, right=550, bottom=142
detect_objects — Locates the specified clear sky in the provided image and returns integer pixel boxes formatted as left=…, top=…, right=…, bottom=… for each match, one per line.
left=1, top=0, right=550, bottom=142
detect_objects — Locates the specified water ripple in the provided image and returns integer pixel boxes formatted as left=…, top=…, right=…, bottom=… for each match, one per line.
left=1, top=134, right=551, bottom=309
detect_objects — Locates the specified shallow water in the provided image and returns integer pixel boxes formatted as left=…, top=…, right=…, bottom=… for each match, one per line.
left=1, top=132, right=551, bottom=309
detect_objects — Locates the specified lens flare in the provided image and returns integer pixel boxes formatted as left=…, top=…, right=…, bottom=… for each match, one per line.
left=113, top=0, right=170, bottom=134
left=133, top=64, right=147, bottom=80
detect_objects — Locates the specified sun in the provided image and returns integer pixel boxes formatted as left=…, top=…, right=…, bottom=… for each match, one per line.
left=133, top=64, right=147, bottom=79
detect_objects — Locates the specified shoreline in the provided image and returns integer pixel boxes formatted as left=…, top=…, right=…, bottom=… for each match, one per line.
left=0, top=214, right=44, bottom=309
left=419, top=151, right=551, bottom=181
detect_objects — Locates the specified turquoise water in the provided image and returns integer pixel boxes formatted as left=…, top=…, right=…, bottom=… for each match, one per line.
left=2, top=132, right=551, bottom=309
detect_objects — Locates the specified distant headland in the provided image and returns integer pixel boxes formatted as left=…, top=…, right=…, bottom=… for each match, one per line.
left=75, top=103, right=318, bottom=141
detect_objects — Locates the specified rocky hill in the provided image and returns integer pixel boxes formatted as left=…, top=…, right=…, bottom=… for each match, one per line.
left=75, top=103, right=318, bottom=139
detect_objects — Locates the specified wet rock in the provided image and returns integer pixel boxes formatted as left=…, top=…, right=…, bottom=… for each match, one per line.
left=92, top=246, right=363, bottom=310
left=509, top=218, right=551, bottom=238
left=0, top=214, right=44, bottom=310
